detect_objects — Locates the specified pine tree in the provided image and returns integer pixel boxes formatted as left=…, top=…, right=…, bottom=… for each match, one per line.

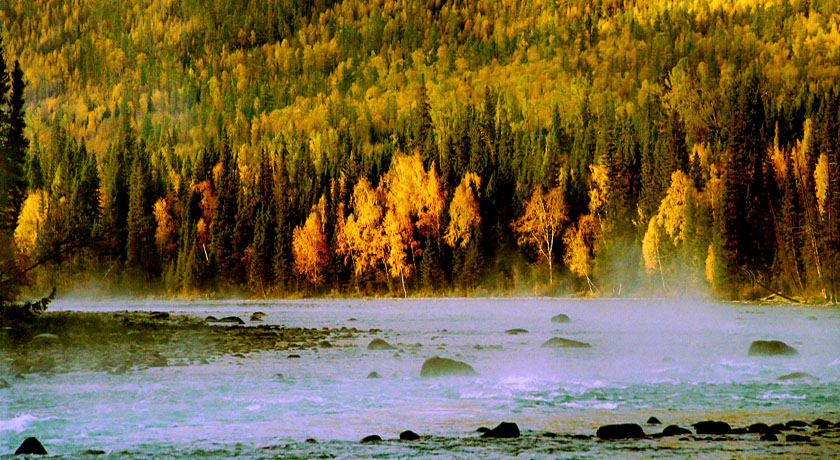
left=0, top=60, right=28, bottom=232
left=249, top=150, right=276, bottom=292
left=66, top=144, right=101, bottom=242
left=210, top=137, right=242, bottom=284
left=102, top=116, right=136, bottom=261
left=126, top=149, right=158, bottom=276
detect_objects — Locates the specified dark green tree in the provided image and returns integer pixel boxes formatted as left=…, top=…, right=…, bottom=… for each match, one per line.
left=210, top=137, right=242, bottom=284
left=126, top=149, right=158, bottom=276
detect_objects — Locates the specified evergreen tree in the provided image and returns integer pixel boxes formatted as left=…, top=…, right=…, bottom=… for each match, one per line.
left=65, top=143, right=101, bottom=242
left=126, top=149, right=158, bottom=276
left=0, top=60, right=28, bottom=232
left=249, top=150, right=277, bottom=292
left=102, top=116, right=136, bottom=261
left=210, top=137, right=243, bottom=284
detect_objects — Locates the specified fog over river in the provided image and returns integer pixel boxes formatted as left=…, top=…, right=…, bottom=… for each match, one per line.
left=3, top=297, right=839, bottom=458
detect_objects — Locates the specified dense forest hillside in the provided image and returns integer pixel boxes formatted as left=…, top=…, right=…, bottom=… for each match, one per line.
left=1, top=0, right=840, bottom=300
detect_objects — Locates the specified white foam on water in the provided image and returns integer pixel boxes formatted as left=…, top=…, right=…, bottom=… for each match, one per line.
left=0, top=414, right=38, bottom=432
left=761, top=392, right=806, bottom=400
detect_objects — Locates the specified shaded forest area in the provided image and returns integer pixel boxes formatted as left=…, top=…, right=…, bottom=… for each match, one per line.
left=2, top=0, right=840, bottom=301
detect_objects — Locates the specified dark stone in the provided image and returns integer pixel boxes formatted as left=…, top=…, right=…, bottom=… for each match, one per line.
left=786, top=434, right=810, bottom=442
left=30, top=333, right=60, bottom=345
left=786, top=420, right=808, bottom=429
left=150, top=311, right=169, bottom=320
left=475, top=427, right=490, bottom=433
left=596, top=423, right=646, bottom=440
left=218, top=316, right=245, bottom=325
left=275, top=373, right=285, bottom=380
left=768, top=423, right=787, bottom=433
left=204, top=316, right=218, bottom=322
left=505, top=328, right=528, bottom=335
left=542, top=432, right=557, bottom=438
left=367, top=371, right=382, bottom=379
left=319, top=341, right=332, bottom=348
left=305, top=438, right=317, bottom=444
left=777, top=372, right=816, bottom=381
left=551, top=314, right=571, bottom=323
left=14, top=437, right=47, bottom=455
left=82, top=449, right=106, bottom=455
left=420, top=357, right=477, bottom=377
left=250, top=312, right=266, bottom=321
left=287, top=354, right=301, bottom=359
left=367, top=338, right=396, bottom=350
left=730, top=427, right=748, bottom=434
left=692, top=421, right=731, bottom=435
left=570, top=434, right=591, bottom=440
left=481, top=422, right=520, bottom=438
left=748, top=340, right=798, bottom=356
left=760, top=433, right=778, bottom=441
left=748, top=423, right=769, bottom=433
left=400, top=430, right=420, bottom=441
left=360, top=435, right=382, bottom=443
left=647, top=416, right=661, bottom=425
left=813, top=419, right=832, bottom=429
left=541, top=337, right=592, bottom=348
left=661, top=425, right=691, bottom=437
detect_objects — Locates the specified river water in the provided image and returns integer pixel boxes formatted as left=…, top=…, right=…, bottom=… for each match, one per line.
left=2, top=297, right=839, bottom=458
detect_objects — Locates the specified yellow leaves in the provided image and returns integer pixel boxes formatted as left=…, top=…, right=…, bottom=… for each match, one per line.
left=512, top=175, right=568, bottom=283
left=292, top=208, right=330, bottom=284
left=588, top=164, right=609, bottom=215
left=563, top=214, right=598, bottom=289
left=445, top=173, right=481, bottom=248
left=337, top=177, right=386, bottom=276
left=153, top=198, right=176, bottom=259
left=14, top=190, right=49, bottom=256
left=642, top=170, right=690, bottom=273
left=815, top=153, right=829, bottom=216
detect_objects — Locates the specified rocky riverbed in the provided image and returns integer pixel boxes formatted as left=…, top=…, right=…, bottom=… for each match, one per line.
left=0, top=310, right=366, bottom=376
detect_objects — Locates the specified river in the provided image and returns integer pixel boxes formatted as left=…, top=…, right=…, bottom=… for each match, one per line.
left=2, top=297, right=839, bottom=458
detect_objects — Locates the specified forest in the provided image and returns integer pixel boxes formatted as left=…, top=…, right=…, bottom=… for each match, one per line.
left=1, top=0, right=840, bottom=302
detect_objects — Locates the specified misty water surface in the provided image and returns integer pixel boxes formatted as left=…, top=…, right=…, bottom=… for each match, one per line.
left=2, top=297, right=839, bottom=458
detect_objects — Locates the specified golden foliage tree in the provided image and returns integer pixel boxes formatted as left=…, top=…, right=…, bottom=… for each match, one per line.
left=512, top=176, right=568, bottom=285
left=445, top=172, right=481, bottom=248
left=13, top=189, right=49, bottom=257
left=336, top=177, right=387, bottom=277
left=641, top=170, right=691, bottom=288
left=292, top=207, right=330, bottom=284
left=563, top=214, right=598, bottom=294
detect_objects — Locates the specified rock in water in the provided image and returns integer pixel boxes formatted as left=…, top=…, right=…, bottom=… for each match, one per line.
left=760, top=433, right=778, bottom=441
left=692, top=420, right=731, bottom=435
left=250, top=311, right=266, bottom=321
left=647, top=416, right=661, bottom=425
left=420, top=357, right=477, bottom=377
left=481, top=422, right=520, bottom=438
left=15, top=437, right=47, bottom=455
left=786, top=434, right=810, bottom=442
left=661, top=425, right=691, bottom=437
left=505, top=328, right=528, bottom=335
left=541, top=337, right=592, bottom=348
left=777, top=372, right=815, bottom=381
left=366, top=371, right=382, bottom=379
left=748, top=340, right=798, bottom=356
left=367, top=338, right=396, bottom=350
left=400, top=430, right=420, bottom=441
left=596, top=424, right=645, bottom=440
left=29, top=333, right=60, bottom=345
left=219, top=316, right=245, bottom=325
left=360, top=435, right=382, bottom=443
left=748, top=423, right=770, bottom=433
left=551, top=314, right=571, bottom=323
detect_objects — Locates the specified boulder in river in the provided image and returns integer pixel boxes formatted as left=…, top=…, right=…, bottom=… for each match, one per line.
left=367, top=338, right=396, bottom=350
left=367, top=371, right=382, bottom=379
left=748, top=340, right=797, bottom=356
left=481, top=422, right=520, bottom=438
left=786, top=434, right=810, bottom=442
left=647, top=416, right=661, bottom=425
left=400, top=430, right=420, bottom=441
left=249, top=312, right=266, bottom=322
left=760, top=433, right=778, bottom=441
left=661, top=425, right=691, bottom=437
left=360, top=435, right=382, bottom=443
left=551, top=314, right=571, bottom=323
left=29, top=333, right=60, bottom=345
left=786, top=420, right=808, bottom=429
left=777, top=372, right=815, bottom=381
left=596, top=423, right=645, bottom=440
left=748, top=423, right=769, bottom=433
left=15, top=437, right=47, bottom=455
left=692, top=420, right=731, bottom=435
left=218, top=316, right=245, bottom=325
left=541, top=337, right=592, bottom=348
left=420, top=357, right=477, bottom=377
left=505, top=328, right=528, bottom=335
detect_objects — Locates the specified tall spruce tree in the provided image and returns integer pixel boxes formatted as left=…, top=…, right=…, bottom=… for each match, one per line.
left=126, top=149, right=158, bottom=276
left=210, top=137, right=242, bottom=284
left=249, top=150, right=277, bottom=292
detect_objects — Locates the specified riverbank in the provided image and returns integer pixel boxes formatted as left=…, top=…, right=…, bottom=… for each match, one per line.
left=0, top=310, right=366, bottom=376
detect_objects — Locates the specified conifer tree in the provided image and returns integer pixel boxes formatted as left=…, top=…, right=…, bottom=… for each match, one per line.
left=210, top=137, right=242, bottom=284
left=0, top=60, right=28, bottom=232
left=126, top=150, right=158, bottom=276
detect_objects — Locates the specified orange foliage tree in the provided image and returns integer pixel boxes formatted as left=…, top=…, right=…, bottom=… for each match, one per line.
left=292, top=207, right=330, bottom=284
